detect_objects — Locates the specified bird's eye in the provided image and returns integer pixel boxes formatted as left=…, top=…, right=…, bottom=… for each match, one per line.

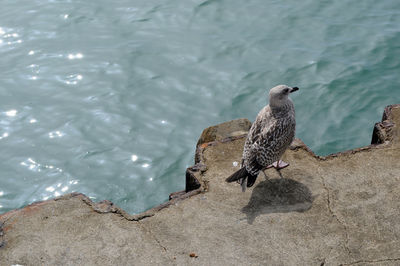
left=284, top=88, right=289, bottom=93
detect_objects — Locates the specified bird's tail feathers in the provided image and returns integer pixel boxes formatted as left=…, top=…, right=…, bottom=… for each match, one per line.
left=226, top=167, right=248, bottom=183
left=246, top=173, right=258, bottom=187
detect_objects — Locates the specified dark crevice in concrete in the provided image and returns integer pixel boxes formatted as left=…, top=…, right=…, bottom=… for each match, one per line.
left=320, top=175, right=351, bottom=255
left=371, top=120, right=394, bottom=144
left=341, top=257, right=400, bottom=265
left=127, top=163, right=206, bottom=221
left=136, top=221, right=178, bottom=263
left=0, top=211, right=22, bottom=249
left=137, top=221, right=168, bottom=252
left=185, top=164, right=205, bottom=192
left=371, top=104, right=399, bottom=145
left=0, top=220, right=5, bottom=248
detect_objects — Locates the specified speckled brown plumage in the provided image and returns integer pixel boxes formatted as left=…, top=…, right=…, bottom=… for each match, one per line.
left=226, top=85, right=298, bottom=191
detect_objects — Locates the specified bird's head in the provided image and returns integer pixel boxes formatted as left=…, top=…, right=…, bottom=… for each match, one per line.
left=268, top=85, right=299, bottom=108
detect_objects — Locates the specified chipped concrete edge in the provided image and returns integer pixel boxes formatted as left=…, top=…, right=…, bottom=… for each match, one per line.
left=0, top=104, right=398, bottom=225
left=0, top=218, right=4, bottom=248
left=195, top=104, right=399, bottom=163
left=290, top=103, right=399, bottom=161
left=0, top=188, right=205, bottom=224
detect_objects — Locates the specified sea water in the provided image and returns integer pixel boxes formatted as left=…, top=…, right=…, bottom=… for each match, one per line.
left=0, top=0, right=399, bottom=214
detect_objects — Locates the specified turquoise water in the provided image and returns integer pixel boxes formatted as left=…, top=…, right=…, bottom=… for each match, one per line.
left=0, top=0, right=399, bottom=214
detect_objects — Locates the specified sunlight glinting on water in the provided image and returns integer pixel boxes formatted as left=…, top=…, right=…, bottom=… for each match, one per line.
left=67, top=53, right=83, bottom=60
left=131, top=154, right=138, bottom=162
left=20, top=158, right=62, bottom=173
left=0, top=190, right=3, bottom=208
left=48, top=131, right=64, bottom=138
left=43, top=180, right=78, bottom=200
left=0, top=132, right=9, bottom=140
left=5, top=109, right=17, bottom=117
left=0, top=0, right=398, bottom=215
left=0, top=30, right=22, bottom=45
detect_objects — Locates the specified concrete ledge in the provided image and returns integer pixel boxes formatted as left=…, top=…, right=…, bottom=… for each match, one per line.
left=1, top=104, right=400, bottom=265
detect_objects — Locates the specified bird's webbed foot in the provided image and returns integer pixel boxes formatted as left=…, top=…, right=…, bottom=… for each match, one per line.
left=265, top=160, right=289, bottom=170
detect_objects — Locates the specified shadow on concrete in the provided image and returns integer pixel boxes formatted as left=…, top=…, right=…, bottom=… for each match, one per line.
left=241, top=177, right=314, bottom=224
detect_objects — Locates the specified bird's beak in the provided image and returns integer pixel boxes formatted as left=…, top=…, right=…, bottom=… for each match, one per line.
left=290, top=87, right=299, bottom=93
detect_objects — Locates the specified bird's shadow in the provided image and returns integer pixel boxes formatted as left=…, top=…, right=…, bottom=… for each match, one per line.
left=241, top=177, right=314, bottom=224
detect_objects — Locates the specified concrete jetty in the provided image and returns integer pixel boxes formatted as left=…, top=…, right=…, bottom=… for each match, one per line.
left=1, top=104, right=399, bottom=265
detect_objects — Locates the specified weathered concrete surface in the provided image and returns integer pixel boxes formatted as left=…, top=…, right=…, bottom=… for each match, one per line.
left=1, top=104, right=400, bottom=266
left=196, top=118, right=252, bottom=146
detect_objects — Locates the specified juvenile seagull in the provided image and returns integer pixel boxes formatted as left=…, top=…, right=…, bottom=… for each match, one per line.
left=226, top=85, right=299, bottom=192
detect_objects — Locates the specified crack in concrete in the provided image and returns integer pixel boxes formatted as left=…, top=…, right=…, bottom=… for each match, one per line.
left=76, top=190, right=202, bottom=222
left=341, top=257, right=400, bottom=265
left=137, top=221, right=167, bottom=252
left=320, top=175, right=351, bottom=255
left=0, top=220, right=5, bottom=248
left=77, top=194, right=175, bottom=261
left=0, top=213, right=19, bottom=249
left=136, top=221, right=178, bottom=263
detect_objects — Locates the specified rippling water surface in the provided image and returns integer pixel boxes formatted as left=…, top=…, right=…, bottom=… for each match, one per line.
left=1, top=0, right=399, bottom=214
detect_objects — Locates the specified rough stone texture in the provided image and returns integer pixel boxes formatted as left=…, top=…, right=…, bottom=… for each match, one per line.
left=1, top=104, right=400, bottom=266
left=196, top=118, right=251, bottom=146
left=0, top=194, right=172, bottom=265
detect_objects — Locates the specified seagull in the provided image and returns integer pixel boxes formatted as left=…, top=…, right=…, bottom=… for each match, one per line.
left=226, top=85, right=299, bottom=192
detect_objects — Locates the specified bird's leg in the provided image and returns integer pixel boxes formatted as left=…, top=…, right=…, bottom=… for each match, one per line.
left=265, top=160, right=289, bottom=170
left=261, top=170, right=268, bottom=180
left=240, top=177, right=247, bottom=192
left=276, top=169, right=283, bottom=179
